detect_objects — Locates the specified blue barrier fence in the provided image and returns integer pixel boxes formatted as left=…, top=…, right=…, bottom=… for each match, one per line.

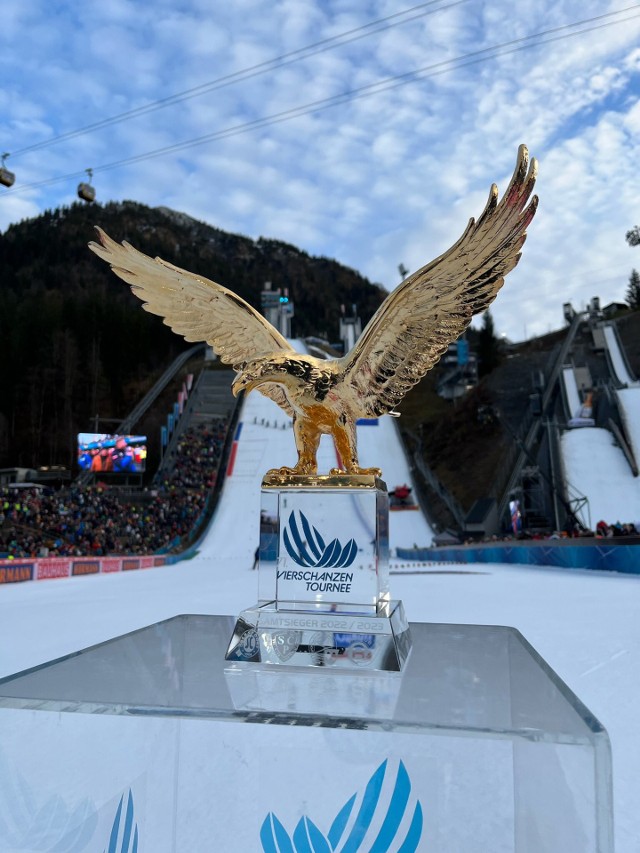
left=397, top=539, right=640, bottom=574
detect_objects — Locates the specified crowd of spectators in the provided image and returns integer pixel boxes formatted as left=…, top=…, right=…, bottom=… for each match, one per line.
left=0, top=419, right=230, bottom=560
left=160, top=421, right=228, bottom=492
left=593, top=519, right=639, bottom=538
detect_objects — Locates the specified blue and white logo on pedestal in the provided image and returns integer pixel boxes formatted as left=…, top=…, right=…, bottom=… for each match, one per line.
left=260, top=759, right=423, bottom=852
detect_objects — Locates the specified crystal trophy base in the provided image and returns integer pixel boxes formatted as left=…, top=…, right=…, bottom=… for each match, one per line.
left=226, top=598, right=411, bottom=670
left=225, top=473, right=412, bottom=670
left=0, top=616, right=614, bottom=852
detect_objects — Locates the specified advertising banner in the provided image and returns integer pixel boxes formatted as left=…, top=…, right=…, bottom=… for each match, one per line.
left=71, top=561, right=100, bottom=577
left=36, top=560, right=71, bottom=580
left=0, top=555, right=168, bottom=584
left=0, top=563, right=34, bottom=584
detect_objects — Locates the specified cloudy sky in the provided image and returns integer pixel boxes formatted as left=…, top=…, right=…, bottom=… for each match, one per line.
left=1, top=0, right=639, bottom=341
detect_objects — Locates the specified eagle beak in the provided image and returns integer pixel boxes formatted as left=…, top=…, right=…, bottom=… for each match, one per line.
left=232, top=375, right=259, bottom=397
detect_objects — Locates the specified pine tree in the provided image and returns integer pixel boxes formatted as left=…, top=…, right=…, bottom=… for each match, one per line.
left=626, top=226, right=640, bottom=247
left=627, top=269, right=640, bottom=310
left=476, top=310, right=503, bottom=376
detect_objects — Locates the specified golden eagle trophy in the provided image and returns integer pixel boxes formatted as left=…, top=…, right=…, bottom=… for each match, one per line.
left=90, top=145, right=537, bottom=670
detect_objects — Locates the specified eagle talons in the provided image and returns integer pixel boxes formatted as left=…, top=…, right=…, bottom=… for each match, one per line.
left=264, top=462, right=383, bottom=480
left=330, top=466, right=382, bottom=478
left=362, top=466, right=383, bottom=477
left=265, top=463, right=318, bottom=480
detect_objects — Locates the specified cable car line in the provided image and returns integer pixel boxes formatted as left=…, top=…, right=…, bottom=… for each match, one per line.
left=1, top=7, right=638, bottom=200
left=5, top=0, right=465, bottom=160
left=87, top=7, right=637, bottom=173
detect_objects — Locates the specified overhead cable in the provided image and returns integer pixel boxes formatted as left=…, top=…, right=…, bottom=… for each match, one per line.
left=2, top=7, right=639, bottom=197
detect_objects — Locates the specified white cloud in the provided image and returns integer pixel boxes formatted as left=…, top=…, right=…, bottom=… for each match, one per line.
left=1, top=0, right=640, bottom=342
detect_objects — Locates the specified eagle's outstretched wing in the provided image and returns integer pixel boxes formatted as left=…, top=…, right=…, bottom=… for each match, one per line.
left=339, top=144, right=538, bottom=417
left=89, top=227, right=296, bottom=412
left=89, top=227, right=293, bottom=364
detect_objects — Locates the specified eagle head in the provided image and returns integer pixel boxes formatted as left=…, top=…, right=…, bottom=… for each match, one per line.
left=231, top=355, right=292, bottom=397
left=232, top=353, right=324, bottom=399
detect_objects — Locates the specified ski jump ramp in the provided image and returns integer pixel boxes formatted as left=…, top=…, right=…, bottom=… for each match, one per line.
left=603, top=324, right=639, bottom=387
left=561, top=365, right=581, bottom=420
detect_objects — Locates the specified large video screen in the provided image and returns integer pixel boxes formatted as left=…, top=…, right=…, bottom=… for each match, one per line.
left=77, top=433, right=147, bottom=474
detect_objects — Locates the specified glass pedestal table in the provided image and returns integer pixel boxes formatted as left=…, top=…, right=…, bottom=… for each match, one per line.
left=0, top=615, right=612, bottom=852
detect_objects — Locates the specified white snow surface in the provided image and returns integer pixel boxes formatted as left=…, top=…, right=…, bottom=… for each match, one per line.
left=562, top=365, right=581, bottom=418
left=1, top=379, right=639, bottom=850
left=617, top=387, right=640, bottom=468
left=604, top=325, right=639, bottom=387
left=561, top=427, right=640, bottom=528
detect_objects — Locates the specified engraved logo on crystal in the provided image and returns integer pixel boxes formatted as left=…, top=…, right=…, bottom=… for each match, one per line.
left=347, top=641, right=375, bottom=666
left=267, top=630, right=302, bottom=661
left=235, top=627, right=259, bottom=660
left=283, top=510, right=357, bottom=569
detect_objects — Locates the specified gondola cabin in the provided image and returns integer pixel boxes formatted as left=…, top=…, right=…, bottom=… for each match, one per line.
left=0, top=166, right=15, bottom=187
left=77, top=168, right=95, bottom=202
left=77, top=181, right=95, bottom=202
left=0, top=154, right=14, bottom=187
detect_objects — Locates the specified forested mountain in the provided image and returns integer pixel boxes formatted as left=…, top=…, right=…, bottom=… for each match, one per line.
left=0, top=201, right=386, bottom=468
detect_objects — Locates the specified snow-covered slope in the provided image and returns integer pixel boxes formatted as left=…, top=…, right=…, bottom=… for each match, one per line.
left=0, top=367, right=638, bottom=850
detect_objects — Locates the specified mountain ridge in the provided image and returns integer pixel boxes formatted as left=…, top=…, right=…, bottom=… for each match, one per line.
left=0, top=200, right=386, bottom=468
